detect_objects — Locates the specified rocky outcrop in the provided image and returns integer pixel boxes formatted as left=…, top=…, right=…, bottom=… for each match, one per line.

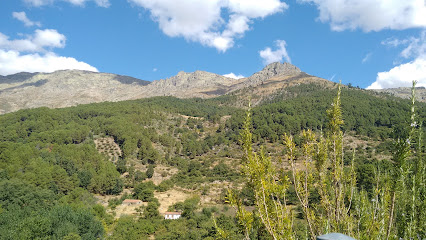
left=0, top=70, right=150, bottom=114
left=370, top=87, right=426, bottom=102
left=229, top=62, right=302, bottom=90
left=0, top=62, right=329, bottom=114
left=244, top=62, right=301, bottom=85
left=143, top=70, right=243, bottom=98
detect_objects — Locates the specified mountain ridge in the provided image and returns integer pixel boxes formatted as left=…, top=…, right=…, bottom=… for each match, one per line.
left=1, top=62, right=319, bottom=114
left=3, top=62, right=420, bottom=114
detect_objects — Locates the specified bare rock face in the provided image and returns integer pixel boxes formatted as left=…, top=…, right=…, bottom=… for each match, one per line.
left=229, top=62, right=302, bottom=91
left=245, top=62, right=301, bottom=86
left=0, top=70, right=150, bottom=114
left=144, top=70, right=241, bottom=98
left=0, top=62, right=328, bottom=114
left=370, top=87, right=426, bottom=102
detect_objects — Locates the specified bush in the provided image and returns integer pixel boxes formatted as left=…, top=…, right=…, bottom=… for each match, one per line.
left=146, top=165, right=155, bottom=179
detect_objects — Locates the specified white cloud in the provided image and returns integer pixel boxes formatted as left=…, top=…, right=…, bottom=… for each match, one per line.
left=227, top=0, right=288, bottom=18
left=367, top=31, right=426, bottom=89
left=259, top=40, right=291, bottom=65
left=12, top=12, right=41, bottom=27
left=94, top=0, right=110, bottom=7
left=129, top=0, right=288, bottom=52
left=223, top=72, right=245, bottom=79
left=153, top=68, right=158, bottom=72
left=362, top=52, right=372, bottom=63
left=23, top=0, right=52, bottom=6
left=0, top=29, right=97, bottom=75
left=0, top=29, right=66, bottom=52
left=0, top=50, right=98, bottom=75
left=23, top=0, right=110, bottom=7
left=381, top=37, right=410, bottom=47
left=399, top=31, right=426, bottom=59
left=299, top=0, right=426, bottom=31
left=367, top=58, right=426, bottom=89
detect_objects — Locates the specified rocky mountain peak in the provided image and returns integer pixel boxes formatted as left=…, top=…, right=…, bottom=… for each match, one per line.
left=151, top=70, right=234, bottom=89
left=259, top=62, right=301, bottom=77
left=242, top=62, right=302, bottom=87
left=0, top=62, right=330, bottom=114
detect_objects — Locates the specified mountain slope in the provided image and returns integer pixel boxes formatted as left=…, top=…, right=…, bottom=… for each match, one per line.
left=5, top=62, right=415, bottom=114
left=0, top=62, right=328, bottom=114
left=0, top=70, right=150, bottom=114
left=371, top=87, right=426, bottom=102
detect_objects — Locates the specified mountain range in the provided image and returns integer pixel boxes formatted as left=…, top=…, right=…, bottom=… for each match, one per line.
left=0, top=62, right=423, bottom=114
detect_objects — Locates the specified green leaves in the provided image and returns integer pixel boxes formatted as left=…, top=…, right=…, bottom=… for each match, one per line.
left=234, top=106, right=295, bottom=240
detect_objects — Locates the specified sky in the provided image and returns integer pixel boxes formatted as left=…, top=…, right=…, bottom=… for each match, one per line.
left=0, top=0, right=425, bottom=89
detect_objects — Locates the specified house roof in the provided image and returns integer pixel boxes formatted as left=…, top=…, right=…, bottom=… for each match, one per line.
left=123, top=199, right=142, bottom=203
left=164, top=212, right=181, bottom=215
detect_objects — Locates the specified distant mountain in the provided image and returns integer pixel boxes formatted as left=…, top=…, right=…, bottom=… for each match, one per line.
left=143, top=70, right=244, bottom=98
left=370, top=87, right=426, bottom=103
left=0, top=70, right=150, bottom=114
left=0, top=62, right=340, bottom=114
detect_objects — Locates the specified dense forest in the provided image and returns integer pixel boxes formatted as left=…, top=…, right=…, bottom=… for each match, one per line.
left=0, top=84, right=424, bottom=239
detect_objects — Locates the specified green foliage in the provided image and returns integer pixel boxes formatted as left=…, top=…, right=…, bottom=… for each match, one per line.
left=0, top=179, right=57, bottom=211
left=0, top=201, right=103, bottom=240
left=226, top=85, right=426, bottom=142
left=156, top=179, right=174, bottom=192
left=134, top=170, right=147, bottom=181
left=390, top=81, right=425, bottom=239
left=284, top=85, right=359, bottom=238
left=138, top=138, right=160, bottom=164
left=89, top=161, right=123, bottom=195
left=232, top=105, right=294, bottom=240
left=133, top=181, right=155, bottom=201
left=146, top=164, right=155, bottom=179
left=109, top=216, right=156, bottom=240
left=143, top=201, right=161, bottom=219
left=170, top=196, right=200, bottom=219
left=1, top=81, right=424, bottom=239
left=116, top=158, right=127, bottom=174
left=228, top=84, right=425, bottom=240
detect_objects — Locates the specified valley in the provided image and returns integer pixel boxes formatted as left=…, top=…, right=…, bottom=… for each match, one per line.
left=0, top=63, right=424, bottom=239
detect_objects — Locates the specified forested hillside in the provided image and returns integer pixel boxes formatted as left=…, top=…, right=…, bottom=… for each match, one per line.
left=0, top=84, right=424, bottom=239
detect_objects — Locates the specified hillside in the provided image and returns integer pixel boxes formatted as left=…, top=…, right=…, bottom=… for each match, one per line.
left=0, top=80, right=424, bottom=239
left=371, top=86, right=426, bottom=102
left=4, top=61, right=420, bottom=117
left=0, top=70, right=150, bottom=114
left=0, top=63, right=425, bottom=239
left=0, top=62, right=334, bottom=114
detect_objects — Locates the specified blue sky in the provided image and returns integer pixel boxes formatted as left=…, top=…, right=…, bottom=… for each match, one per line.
left=0, top=0, right=425, bottom=89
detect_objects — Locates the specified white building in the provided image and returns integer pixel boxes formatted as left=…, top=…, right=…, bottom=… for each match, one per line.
left=164, top=212, right=182, bottom=220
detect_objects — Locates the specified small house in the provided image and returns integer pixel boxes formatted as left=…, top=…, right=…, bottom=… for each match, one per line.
left=122, top=199, right=143, bottom=205
left=164, top=212, right=181, bottom=220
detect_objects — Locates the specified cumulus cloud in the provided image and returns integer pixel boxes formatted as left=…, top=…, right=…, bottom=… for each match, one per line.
left=129, top=0, right=288, bottom=52
left=12, top=12, right=41, bottom=27
left=299, top=0, right=426, bottom=31
left=0, top=29, right=97, bottom=75
left=0, top=29, right=66, bottom=52
left=223, top=72, right=245, bottom=79
left=0, top=50, right=98, bottom=75
left=367, top=58, right=426, bottom=89
left=367, top=31, right=426, bottom=89
left=23, top=0, right=110, bottom=7
left=259, top=40, right=291, bottom=65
